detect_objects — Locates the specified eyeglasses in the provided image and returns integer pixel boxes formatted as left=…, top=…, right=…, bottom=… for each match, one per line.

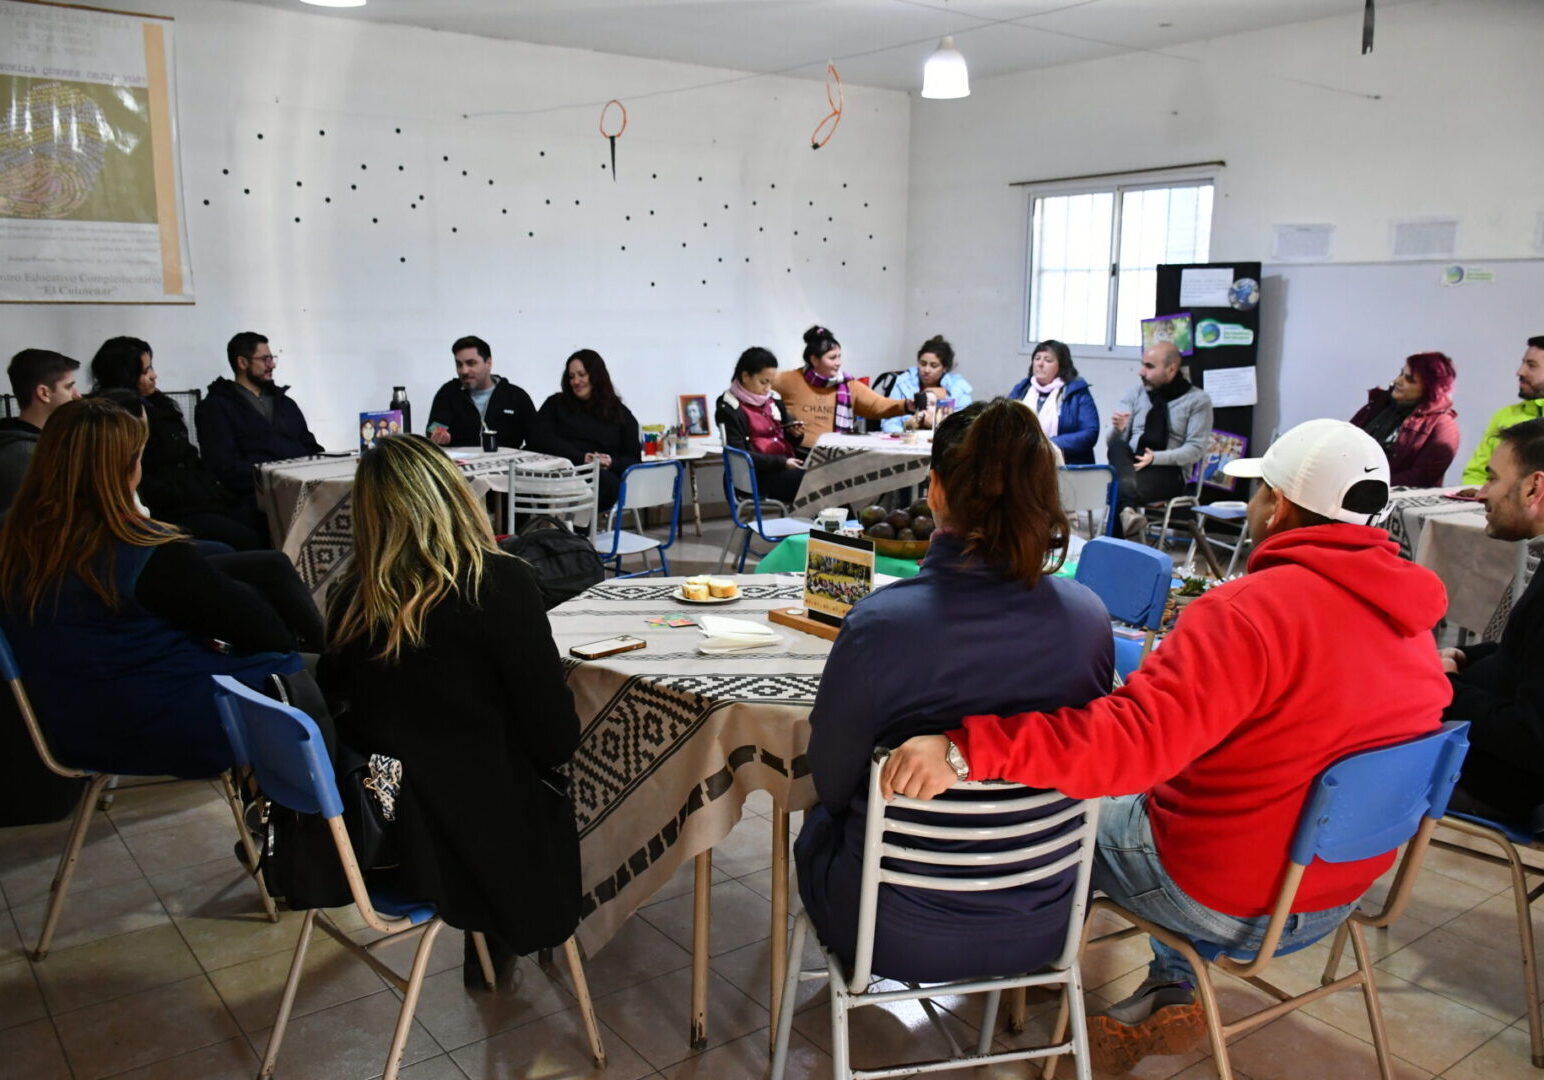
left=249, top=351, right=280, bottom=363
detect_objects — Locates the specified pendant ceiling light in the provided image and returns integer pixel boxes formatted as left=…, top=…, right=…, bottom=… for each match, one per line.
left=921, top=35, right=970, bottom=99
left=301, top=0, right=367, bottom=8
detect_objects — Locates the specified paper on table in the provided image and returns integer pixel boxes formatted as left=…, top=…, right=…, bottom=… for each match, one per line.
left=697, top=615, right=782, bottom=653
left=1205, top=366, right=1257, bottom=408
left=1179, top=267, right=1234, bottom=307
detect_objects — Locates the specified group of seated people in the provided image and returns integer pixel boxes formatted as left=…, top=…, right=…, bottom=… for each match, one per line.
left=2, top=326, right=1541, bottom=1073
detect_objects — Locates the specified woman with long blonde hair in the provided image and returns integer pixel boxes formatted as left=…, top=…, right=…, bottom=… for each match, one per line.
left=318, top=435, right=581, bottom=988
left=0, top=397, right=304, bottom=777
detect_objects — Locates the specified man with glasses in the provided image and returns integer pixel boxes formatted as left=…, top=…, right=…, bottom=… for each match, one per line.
left=196, top=331, right=323, bottom=516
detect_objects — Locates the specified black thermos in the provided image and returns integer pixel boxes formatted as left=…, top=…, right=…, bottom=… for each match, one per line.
left=390, top=386, right=411, bottom=434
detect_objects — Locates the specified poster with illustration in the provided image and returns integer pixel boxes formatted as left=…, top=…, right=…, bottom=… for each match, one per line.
left=1141, top=312, right=1194, bottom=357
left=804, top=531, right=875, bottom=626
left=1189, top=429, right=1249, bottom=492
left=359, top=410, right=402, bottom=452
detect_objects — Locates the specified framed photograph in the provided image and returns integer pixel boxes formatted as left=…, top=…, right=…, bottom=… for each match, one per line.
left=359, top=410, right=402, bottom=452
left=678, top=394, right=711, bottom=438
left=803, top=531, right=876, bottom=627
left=1141, top=312, right=1195, bottom=357
left=1188, top=429, right=1249, bottom=492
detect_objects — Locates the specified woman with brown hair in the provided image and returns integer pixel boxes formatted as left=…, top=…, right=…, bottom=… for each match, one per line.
left=318, top=435, right=580, bottom=986
left=0, top=397, right=304, bottom=778
left=529, top=348, right=641, bottom=512
left=794, top=398, right=1113, bottom=982
left=771, top=325, right=912, bottom=447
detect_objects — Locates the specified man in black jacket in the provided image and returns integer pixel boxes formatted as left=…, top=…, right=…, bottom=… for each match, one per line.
left=1442, top=417, right=1544, bottom=823
left=0, top=349, right=82, bottom=511
left=195, top=332, right=324, bottom=503
left=426, top=335, right=536, bottom=449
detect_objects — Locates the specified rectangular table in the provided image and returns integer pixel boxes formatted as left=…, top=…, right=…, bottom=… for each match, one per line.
left=547, top=575, right=825, bottom=1047
left=255, top=447, right=565, bottom=605
left=1385, top=487, right=1530, bottom=638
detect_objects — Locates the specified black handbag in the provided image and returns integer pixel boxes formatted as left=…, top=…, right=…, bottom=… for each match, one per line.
left=499, top=515, right=605, bottom=610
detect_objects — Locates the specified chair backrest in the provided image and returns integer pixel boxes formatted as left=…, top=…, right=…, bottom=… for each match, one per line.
left=1291, top=720, right=1469, bottom=867
left=212, top=674, right=407, bottom=932
left=0, top=393, right=15, bottom=419
left=598, top=460, right=683, bottom=557
left=870, top=369, right=903, bottom=399
left=1218, top=720, right=1469, bottom=973
left=1074, top=537, right=1172, bottom=631
left=1058, top=465, right=1118, bottom=537
left=850, top=748, right=1101, bottom=990
left=162, top=389, right=203, bottom=448
left=721, top=446, right=772, bottom=535
left=0, top=623, right=90, bottom=779
left=508, top=460, right=600, bottom=533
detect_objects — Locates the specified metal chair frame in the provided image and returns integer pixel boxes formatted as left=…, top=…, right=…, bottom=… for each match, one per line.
left=714, top=446, right=814, bottom=573
left=0, top=628, right=276, bottom=960
left=1427, top=813, right=1544, bottom=1067
left=1049, top=721, right=1471, bottom=1080
left=594, top=459, right=684, bottom=578
left=211, top=675, right=606, bottom=1080
left=162, top=388, right=204, bottom=450
left=770, top=749, right=1102, bottom=1080
left=1185, top=504, right=1252, bottom=580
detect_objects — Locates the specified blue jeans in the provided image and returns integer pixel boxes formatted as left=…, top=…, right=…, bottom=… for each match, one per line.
left=1091, top=794, right=1356, bottom=985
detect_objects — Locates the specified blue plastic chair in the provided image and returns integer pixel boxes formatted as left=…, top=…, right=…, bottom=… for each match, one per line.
left=1073, top=536, right=1173, bottom=681
left=1186, top=503, right=1251, bottom=578
left=1058, top=464, right=1119, bottom=538
left=1052, top=721, right=1471, bottom=1080
left=594, top=459, right=683, bottom=578
left=1432, top=809, right=1544, bottom=1067
left=0, top=626, right=275, bottom=961
left=210, top=675, right=606, bottom=1079
left=714, top=445, right=814, bottom=573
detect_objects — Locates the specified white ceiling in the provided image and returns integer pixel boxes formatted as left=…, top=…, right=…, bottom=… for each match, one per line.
left=233, top=0, right=1398, bottom=91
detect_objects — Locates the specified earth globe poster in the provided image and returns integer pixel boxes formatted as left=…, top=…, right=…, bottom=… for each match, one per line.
left=0, top=1, right=192, bottom=302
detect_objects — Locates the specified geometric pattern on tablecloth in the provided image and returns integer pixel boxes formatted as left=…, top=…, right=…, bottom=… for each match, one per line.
left=790, top=442, right=933, bottom=514
left=576, top=739, right=809, bottom=922
left=295, top=489, right=354, bottom=591
left=583, top=580, right=802, bottom=603
left=567, top=670, right=818, bottom=836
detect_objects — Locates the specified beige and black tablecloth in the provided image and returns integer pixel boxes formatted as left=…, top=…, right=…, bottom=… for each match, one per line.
left=547, top=575, right=826, bottom=953
left=787, top=433, right=934, bottom=515
left=255, top=448, right=563, bottom=605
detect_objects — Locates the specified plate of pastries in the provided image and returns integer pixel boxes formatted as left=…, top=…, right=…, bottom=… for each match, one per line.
left=676, top=576, right=740, bottom=604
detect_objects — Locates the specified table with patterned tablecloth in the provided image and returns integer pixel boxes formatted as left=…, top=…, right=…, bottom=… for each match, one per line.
left=255, top=448, right=566, bottom=605
left=548, top=574, right=826, bottom=1046
left=1385, top=487, right=1532, bottom=639
left=788, top=432, right=934, bottom=515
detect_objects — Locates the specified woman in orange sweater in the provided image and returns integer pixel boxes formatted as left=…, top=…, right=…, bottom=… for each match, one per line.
left=771, top=326, right=913, bottom=449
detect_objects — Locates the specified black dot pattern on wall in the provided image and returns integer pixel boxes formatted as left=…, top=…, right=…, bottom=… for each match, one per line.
left=202, top=199, right=209, bottom=205
left=221, top=168, right=228, bottom=175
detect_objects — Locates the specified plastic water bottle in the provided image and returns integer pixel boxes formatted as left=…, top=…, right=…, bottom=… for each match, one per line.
left=389, top=386, right=411, bottom=434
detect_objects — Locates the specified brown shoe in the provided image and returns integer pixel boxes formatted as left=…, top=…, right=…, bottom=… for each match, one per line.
left=1086, top=979, right=1205, bottom=1073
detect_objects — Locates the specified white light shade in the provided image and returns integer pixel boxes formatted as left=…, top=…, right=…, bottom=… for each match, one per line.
left=921, top=36, right=969, bottom=99
left=301, top=0, right=366, bottom=7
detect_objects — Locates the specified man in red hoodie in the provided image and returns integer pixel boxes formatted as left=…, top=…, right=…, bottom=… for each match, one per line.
left=881, top=419, right=1453, bottom=1073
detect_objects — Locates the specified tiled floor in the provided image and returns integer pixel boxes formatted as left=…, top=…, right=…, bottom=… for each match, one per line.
left=4, top=775, right=1544, bottom=1080
left=2, top=520, right=1533, bottom=1078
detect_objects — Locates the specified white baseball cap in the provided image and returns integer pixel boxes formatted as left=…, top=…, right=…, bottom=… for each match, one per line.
left=1223, top=419, right=1390, bottom=524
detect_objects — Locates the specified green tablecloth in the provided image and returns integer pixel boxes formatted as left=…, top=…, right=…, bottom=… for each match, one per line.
left=754, top=533, right=1079, bottom=579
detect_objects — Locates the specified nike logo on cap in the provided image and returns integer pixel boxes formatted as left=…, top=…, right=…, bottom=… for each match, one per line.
left=1363, top=466, right=1379, bottom=472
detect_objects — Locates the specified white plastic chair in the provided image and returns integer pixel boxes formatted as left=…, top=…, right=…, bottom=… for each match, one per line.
left=594, top=459, right=684, bottom=577
left=0, top=626, right=277, bottom=960
left=1058, top=464, right=1118, bottom=538
left=506, top=459, right=599, bottom=534
left=770, top=749, right=1102, bottom=1080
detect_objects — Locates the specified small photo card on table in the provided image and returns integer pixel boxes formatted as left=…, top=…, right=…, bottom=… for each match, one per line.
left=804, top=531, right=876, bottom=627
left=359, top=410, right=403, bottom=452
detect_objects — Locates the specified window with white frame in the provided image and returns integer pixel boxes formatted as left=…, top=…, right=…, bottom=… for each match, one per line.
left=1024, top=175, right=1214, bottom=354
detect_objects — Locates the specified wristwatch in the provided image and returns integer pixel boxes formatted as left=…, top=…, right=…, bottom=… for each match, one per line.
left=944, top=738, right=970, bottom=782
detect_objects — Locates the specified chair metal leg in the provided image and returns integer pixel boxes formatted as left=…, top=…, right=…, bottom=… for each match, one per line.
left=562, top=937, right=607, bottom=1068
left=1188, top=954, right=1236, bottom=1080
left=260, top=907, right=317, bottom=1077
left=690, top=850, right=712, bottom=1049
left=1320, top=922, right=1351, bottom=985
left=470, top=931, right=496, bottom=990
left=769, top=807, right=791, bottom=1048
left=976, top=989, right=1001, bottom=1056
left=1500, top=839, right=1544, bottom=1067
left=219, top=771, right=278, bottom=924
left=381, top=918, right=443, bottom=1080
left=96, top=774, right=121, bottom=811
left=1348, top=922, right=1394, bottom=1080
left=1006, top=985, right=1027, bottom=1034
left=770, top=912, right=809, bottom=1080
left=1064, top=966, right=1094, bottom=1080
left=827, top=952, right=852, bottom=1080
left=714, top=526, right=739, bottom=575
left=735, top=531, right=753, bottom=573
left=33, top=773, right=111, bottom=961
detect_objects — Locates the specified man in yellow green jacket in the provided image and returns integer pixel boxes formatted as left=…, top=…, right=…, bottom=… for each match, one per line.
left=1461, top=336, right=1544, bottom=485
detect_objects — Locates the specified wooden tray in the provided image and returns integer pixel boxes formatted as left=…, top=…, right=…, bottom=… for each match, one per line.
left=868, top=536, right=931, bottom=560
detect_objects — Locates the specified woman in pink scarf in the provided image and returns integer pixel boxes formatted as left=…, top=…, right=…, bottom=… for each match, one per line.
left=716, top=347, right=807, bottom=504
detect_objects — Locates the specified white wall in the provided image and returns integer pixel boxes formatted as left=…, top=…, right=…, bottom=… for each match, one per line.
left=905, top=0, right=1544, bottom=459
left=6, top=0, right=911, bottom=449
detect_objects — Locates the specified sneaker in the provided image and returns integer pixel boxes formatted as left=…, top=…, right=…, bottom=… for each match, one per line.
left=1119, top=508, right=1148, bottom=541
left=1087, top=976, right=1204, bottom=1074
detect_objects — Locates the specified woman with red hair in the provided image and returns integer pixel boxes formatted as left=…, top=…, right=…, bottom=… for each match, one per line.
left=1349, top=351, right=1460, bottom=487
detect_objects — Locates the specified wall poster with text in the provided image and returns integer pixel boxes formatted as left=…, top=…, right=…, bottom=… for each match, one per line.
left=0, top=0, right=192, bottom=303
